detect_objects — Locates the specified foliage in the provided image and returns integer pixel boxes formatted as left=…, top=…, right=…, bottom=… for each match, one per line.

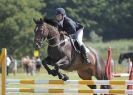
left=89, top=30, right=102, bottom=42
left=0, top=0, right=45, bottom=57
left=0, top=0, right=133, bottom=58
left=42, top=0, right=133, bottom=40
left=86, top=39, right=133, bottom=60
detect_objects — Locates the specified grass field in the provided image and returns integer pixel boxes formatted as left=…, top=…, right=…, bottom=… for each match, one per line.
left=0, top=39, right=132, bottom=95
left=0, top=67, right=129, bottom=95
left=85, top=39, right=133, bottom=60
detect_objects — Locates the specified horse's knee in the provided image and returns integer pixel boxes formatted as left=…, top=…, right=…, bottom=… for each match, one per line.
left=101, top=85, right=111, bottom=89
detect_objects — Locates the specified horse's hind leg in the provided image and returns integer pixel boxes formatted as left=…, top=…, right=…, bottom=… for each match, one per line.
left=77, top=70, right=97, bottom=95
left=96, top=72, right=112, bottom=95
left=99, top=74, right=112, bottom=89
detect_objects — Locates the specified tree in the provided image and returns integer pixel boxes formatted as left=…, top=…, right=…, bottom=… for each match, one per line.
left=0, top=0, right=45, bottom=57
left=42, top=0, right=133, bottom=40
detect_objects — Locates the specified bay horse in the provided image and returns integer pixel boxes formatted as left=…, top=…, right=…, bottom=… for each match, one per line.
left=33, top=18, right=111, bottom=94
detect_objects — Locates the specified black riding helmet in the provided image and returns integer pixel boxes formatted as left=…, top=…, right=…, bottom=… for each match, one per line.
left=56, top=8, right=66, bottom=16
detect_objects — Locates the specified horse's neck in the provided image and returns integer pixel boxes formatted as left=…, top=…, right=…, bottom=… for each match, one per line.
left=48, top=25, right=59, bottom=37
left=124, top=53, right=132, bottom=59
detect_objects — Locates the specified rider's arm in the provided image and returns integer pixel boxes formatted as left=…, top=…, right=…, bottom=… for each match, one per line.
left=65, top=20, right=76, bottom=34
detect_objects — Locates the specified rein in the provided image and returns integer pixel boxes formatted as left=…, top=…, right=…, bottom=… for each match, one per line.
left=47, top=38, right=70, bottom=47
left=46, top=32, right=70, bottom=47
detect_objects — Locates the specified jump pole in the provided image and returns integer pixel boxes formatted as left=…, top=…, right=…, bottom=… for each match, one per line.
left=0, top=48, right=7, bottom=95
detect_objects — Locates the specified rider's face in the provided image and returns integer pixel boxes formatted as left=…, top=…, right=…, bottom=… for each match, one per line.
left=56, top=14, right=64, bottom=21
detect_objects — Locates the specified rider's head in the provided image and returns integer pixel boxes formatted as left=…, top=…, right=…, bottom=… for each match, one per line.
left=55, top=8, right=66, bottom=21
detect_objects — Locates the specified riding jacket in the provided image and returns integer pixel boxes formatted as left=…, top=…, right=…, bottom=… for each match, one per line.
left=58, top=16, right=83, bottom=35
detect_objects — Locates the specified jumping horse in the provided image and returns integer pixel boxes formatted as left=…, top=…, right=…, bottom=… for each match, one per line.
left=33, top=18, right=111, bottom=94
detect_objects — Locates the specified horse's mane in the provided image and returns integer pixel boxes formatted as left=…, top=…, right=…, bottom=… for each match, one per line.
left=34, top=17, right=58, bottom=27
left=43, top=17, right=58, bottom=27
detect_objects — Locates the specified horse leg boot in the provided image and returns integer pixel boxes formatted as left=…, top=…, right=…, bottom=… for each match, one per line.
left=54, top=65, right=69, bottom=81
left=80, top=45, right=90, bottom=64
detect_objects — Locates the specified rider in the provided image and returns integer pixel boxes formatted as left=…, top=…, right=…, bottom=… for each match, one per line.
left=55, top=7, right=90, bottom=64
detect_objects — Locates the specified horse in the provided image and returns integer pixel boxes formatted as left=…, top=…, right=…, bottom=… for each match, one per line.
left=33, top=18, right=111, bottom=94
left=118, top=52, right=133, bottom=73
left=118, top=52, right=133, bottom=64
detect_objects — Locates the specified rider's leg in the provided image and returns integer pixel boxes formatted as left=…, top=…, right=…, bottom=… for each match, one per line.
left=75, top=28, right=90, bottom=64
left=80, top=44, right=90, bottom=64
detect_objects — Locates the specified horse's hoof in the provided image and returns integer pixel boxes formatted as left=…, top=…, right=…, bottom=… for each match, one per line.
left=62, top=74, right=69, bottom=81
left=58, top=74, right=63, bottom=79
left=51, top=69, right=58, bottom=76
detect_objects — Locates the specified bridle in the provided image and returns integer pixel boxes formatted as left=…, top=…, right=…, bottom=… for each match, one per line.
left=36, top=22, right=70, bottom=48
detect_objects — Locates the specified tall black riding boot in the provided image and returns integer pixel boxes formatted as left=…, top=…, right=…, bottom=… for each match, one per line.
left=80, top=45, right=90, bottom=64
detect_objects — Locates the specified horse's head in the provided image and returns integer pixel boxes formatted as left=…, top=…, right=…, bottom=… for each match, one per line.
left=33, top=18, right=48, bottom=49
left=33, top=18, right=58, bottom=49
left=118, top=53, right=124, bottom=64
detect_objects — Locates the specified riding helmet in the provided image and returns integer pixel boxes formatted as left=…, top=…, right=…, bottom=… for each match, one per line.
left=56, top=8, right=66, bottom=16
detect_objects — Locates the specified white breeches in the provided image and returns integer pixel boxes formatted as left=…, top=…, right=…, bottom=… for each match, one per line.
left=75, top=28, right=83, bottom=46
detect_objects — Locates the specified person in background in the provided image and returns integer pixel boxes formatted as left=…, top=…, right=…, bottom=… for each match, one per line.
left=35, top=57, right=42, bottom=73
left=6, top=55, right=11, bottom=76
left=11, top=58, right=18, bottom=76
left=128, top=58, right=132, bottom=73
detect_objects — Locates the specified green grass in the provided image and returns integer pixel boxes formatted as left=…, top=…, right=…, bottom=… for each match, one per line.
left=85, top=39, right=133, bottom=59
left=0, top=39, right=132, bottom=95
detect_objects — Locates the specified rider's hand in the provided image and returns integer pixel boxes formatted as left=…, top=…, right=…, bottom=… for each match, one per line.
left=60, top=31, right=68, bottom=35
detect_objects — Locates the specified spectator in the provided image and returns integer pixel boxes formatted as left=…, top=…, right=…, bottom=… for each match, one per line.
left=35, top=57, right=42, bottom=73
left=128, top=58, right=132, bottom=73
left=10, top=58, right=18, bottom=76
left=6, top=56, right=11, bottom=76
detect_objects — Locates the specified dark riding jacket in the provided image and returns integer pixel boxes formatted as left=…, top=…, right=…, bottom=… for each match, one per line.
left=58, top=16, right=83, bottom=35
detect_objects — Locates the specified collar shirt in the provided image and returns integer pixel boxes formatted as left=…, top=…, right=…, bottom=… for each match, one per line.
left=6, top=57, right=11, bottom=66
left=59, top=19, right=64, bottom=27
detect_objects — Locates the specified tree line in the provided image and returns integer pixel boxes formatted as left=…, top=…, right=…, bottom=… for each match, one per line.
left=0, top=0, right=133, bottom=57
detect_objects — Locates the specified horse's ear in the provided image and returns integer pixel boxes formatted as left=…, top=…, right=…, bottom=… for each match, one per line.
left=40, top=18, right=43, bottom=23
left=33, top=18, right=37, bottom=24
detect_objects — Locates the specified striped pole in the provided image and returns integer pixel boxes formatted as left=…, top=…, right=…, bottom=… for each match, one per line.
left=6, top=88, right=133, bottom=94
left=1, top=48, right=7, bottom=95
left=6, top=79, right=133, bottom=85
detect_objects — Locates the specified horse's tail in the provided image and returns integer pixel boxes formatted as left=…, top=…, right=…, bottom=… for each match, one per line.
left=89, top=47, right=107, bottom=80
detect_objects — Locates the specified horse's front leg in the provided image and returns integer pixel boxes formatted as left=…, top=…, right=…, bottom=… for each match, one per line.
left=54, top=65, right=69, bottom=81
left=54, top=56, right=70, bottom=81
left=42, top=57, right=58, bottom=76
